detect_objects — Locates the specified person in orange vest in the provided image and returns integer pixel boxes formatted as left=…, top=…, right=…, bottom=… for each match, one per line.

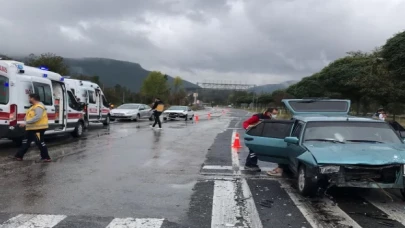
left=12, top=93, right=51, bottom=162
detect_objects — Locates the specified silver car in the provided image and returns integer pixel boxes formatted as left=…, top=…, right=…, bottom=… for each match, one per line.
left=110, top=103, right=154, bottom=121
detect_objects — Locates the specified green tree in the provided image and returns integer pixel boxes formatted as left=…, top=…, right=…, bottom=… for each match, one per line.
left=286, top=73, right=327, bottom=98
left=271, top=90, right=294, bottom=107
left=381, top=31, right=405, bottom=80
left=26, top=53, right=69, bottom=75
left=140, top=71, right=170, bottom=102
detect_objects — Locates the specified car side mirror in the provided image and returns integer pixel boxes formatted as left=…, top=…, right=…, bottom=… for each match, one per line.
left=284, top=136, right=299, bottom=144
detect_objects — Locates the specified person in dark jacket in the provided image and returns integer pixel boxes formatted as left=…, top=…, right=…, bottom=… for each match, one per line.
left=151, top=98, right=164, bottom=129
left=243, top=107, right=279, bottom=172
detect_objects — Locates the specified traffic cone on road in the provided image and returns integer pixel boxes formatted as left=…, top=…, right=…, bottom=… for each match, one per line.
left=195, top=114, right=199, bottom=122
left=208, top=113, right=211, bottom=120
left=232, top=133, right=242, bottom=148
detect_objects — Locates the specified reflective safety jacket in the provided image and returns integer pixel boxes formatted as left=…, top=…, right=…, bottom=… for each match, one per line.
left=25, top=103, right=49, bottom=130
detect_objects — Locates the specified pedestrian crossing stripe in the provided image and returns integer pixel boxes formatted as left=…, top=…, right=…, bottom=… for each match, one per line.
left=0, top=215, right=164, bottom=228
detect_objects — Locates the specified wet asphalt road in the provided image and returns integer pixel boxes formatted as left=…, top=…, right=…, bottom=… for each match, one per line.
left=0, top=108, right=405, bottom=228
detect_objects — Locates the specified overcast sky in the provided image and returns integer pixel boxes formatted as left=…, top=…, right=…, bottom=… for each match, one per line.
left=1, top=0, right=404, bottom=85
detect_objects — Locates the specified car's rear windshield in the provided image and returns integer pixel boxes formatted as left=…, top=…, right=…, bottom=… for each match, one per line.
left=168, top=106, right=187, bottom=110
left=117, top=104, right=139, bottom=109
left=289, top=100, right=349, bottom=112
left=0, top=75, right=9, bottom=105
left=304, top=121, right=402, bottom=144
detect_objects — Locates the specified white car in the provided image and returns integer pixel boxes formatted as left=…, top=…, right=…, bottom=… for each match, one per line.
left=110, top=103, right=153, bottom=121
left=163, top=106, right=194, bottom=121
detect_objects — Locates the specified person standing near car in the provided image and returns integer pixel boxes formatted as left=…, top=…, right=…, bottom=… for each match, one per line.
left=151, top=98, right=164, bottom=129
left=13, top=93, right=51, bottom=162
left=243, top=107, right=279, bottom=172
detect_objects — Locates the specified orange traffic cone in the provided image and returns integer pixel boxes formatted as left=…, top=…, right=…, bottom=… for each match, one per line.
left=195, top=114, right=199, bottom=121
left=232, top=133, right=242, bottom=148
left=208, top=113, right=211, bottom=119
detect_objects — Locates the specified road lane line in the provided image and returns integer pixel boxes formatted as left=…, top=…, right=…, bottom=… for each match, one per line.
left=0, top=214, right=67, bottom=228
left=211, top=180, right=240, bottom=228
left=106, top=218, right=164, bottom=228
left=202, top=165, right=279, bottom=172
left=241, top=179, right=263, bottom=228
left=364, top=194, right=405, bottom=225
left=279, top=180, right=362, bottom=228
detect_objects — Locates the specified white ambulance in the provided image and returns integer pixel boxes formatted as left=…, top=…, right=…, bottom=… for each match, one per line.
left=0, top=60, right=86, bottom=145
left=64, top=78, right=111, bottom=128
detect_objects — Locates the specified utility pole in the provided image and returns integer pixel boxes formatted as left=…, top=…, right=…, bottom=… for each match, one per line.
left=122, top=92, right=125, bottom=104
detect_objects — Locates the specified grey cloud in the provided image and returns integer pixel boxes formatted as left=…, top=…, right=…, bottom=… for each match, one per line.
left=1, top=0, right=404, bottom=84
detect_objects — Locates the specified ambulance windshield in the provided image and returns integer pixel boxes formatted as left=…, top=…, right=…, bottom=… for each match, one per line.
left=0, top=75, right=9, bottom=105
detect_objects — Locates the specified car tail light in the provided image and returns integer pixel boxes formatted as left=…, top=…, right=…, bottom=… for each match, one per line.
left=9, top=104, right=17, bottom=126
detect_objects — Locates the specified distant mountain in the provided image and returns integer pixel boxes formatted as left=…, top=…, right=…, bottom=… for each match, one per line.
left=63, top=58, right=199, bottom=92
left=249, top=80, right=298, bottom=94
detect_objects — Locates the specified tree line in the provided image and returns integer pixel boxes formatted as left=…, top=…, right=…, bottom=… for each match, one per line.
left=1, top=53, right=191, bottom=107
left=230, top=31, right=405, bottom=118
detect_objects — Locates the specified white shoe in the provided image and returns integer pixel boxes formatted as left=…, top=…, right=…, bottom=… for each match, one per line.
left=157, top=127, right=162, bottom=130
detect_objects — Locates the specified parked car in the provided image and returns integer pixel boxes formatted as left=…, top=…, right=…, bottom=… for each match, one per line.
left=163, top=106, right=194, bottom=121
left=244, top=98, right=405, bottom=199
left=110, top=103, right=153, bottom=121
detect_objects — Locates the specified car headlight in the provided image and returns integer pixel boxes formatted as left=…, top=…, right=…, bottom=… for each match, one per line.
left=319, top=166, right=340, bottom=174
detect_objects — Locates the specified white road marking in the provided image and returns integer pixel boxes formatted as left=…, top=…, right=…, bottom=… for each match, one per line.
left=364, top=192, right=405, bottom=225
left=241, top=179, right=263, bottom=228
left=106, top=218, right=164, bottom=228
left=202, top=165, right=279, bottom=172
left=211, top=180, right=241, bottom=228
left=0, top=214, right=66, bottom=228
left=279, top=180, right=362, bottom=228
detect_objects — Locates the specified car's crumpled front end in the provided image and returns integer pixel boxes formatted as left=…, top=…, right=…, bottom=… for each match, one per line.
left=317, top=164, right=405, bottom=189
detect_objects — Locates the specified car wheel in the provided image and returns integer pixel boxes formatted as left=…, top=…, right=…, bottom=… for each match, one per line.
left=400, top=189, right=405, bottom=200
left=297, top=165, right=318, bottom=197
left=103, top=115, right=110, bottom=126
left=71, top=121, right=84, bottom=138
left=133, top=114, right=140, bottom=122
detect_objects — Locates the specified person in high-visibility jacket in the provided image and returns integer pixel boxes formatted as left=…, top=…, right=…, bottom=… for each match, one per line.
left=13, top=93, right=51, bottom=162
left=150, top=98, right=164, bottom=129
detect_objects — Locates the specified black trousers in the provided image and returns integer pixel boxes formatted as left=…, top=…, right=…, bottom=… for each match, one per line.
left=15, top=129, right=50, bottom=159
left=153, top=112, right=162, bottom=128
left=245, top=148, right=258, bottom=167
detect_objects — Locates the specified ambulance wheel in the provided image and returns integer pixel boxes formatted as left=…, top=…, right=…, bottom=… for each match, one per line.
left=72, top=122, right=84, bottom=138
left=103, top=115, right=111, bottom=126
left=12, top=138, right=23, bottom=146
left=84, top=119, right=89, bottom=129
left=400, top=189, right=405, bottom=200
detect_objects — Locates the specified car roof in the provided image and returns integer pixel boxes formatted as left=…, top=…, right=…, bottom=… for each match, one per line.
left=293, top=114, right=384, bottom=122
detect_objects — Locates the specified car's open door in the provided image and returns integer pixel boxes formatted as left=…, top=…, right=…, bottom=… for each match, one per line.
left=244, top=120, right=295, bottom=164
left=282, top=98, right=351, bottom=116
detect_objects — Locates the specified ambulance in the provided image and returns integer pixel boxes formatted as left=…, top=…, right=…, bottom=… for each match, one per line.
left=64, top=78, right=111, bottom=128
left=0, top=60, right=86, bottom=145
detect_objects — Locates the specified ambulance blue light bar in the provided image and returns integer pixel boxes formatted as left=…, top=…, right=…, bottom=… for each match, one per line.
left=39, top=66, right=49, bottom=71
left=60, top=77, right=64, bottom=82
left=43, top=74, right=48, bottom=78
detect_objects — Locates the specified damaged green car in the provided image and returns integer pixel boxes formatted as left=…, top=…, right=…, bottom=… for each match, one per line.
left=244, top=98, right=405, bottom=198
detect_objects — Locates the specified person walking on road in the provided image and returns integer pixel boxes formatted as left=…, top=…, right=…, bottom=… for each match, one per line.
left=243, top=107, right=279, bottom=172
left=13, top=93, right=51, bottom=162
left=151, top=98, right=164, bottom=129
